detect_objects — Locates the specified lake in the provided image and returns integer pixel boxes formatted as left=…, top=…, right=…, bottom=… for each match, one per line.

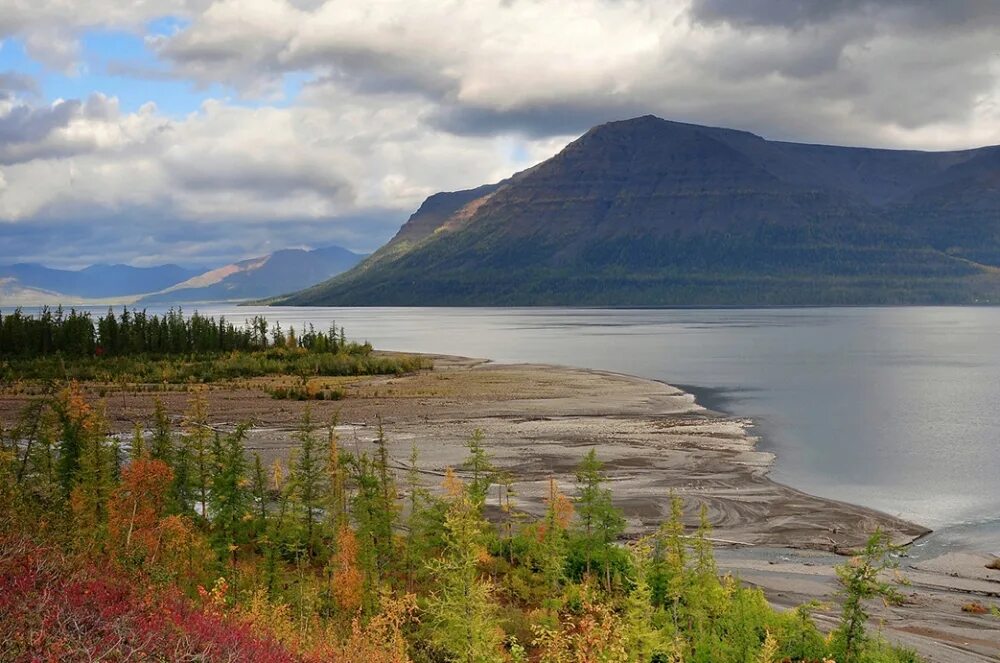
left=36, top=305, right=1000, bottom=555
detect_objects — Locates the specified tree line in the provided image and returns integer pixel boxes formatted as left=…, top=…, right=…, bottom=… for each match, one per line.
left=0, top=387, right=920, bottom=662
left=0, top=307, right=350, bottom=358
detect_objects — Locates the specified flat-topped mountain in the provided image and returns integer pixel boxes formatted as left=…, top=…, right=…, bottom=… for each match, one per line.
left=280, top=115, right=1000, bottom=306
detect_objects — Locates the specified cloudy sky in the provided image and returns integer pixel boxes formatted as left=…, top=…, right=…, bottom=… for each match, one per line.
left=2, top=0, right=1000, bottom=268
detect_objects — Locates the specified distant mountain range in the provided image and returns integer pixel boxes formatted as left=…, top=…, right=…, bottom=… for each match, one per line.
left=138, top=246, right=364, bottom=303
left=278, top=115, right=1000, bottom=306
left=0, top=263, right=202, bottom=300
left=0, top=246, right=365, bottom=306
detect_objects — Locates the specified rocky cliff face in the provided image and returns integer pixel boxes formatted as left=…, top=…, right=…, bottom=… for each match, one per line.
left=282, top=115, right=1000, bottom=306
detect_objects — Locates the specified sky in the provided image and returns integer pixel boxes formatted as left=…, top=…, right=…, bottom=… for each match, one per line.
left=2, top=0, right=1000, bottom=269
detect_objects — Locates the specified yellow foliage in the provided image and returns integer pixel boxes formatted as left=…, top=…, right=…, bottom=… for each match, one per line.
left=532, top=591, right=629, bottom=663
left=318, top=592, right=417, bottom=663
left=331, top=524, right=365, bottom=614
left=442, top=466, right=464, bottom=498
left=757, top=629, right=779, bottom=663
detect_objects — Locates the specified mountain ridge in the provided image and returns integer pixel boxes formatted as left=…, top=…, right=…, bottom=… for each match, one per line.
left=0, top=246, right=365, bottom=306
left=279, top=115, right=1000, bottom=306
left=139, top=246, right=365, bottom=304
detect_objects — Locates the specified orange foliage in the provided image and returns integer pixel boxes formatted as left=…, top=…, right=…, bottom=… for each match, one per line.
left=442, top=466, right=463, bottom=498
left=532, top=592, right=627, bottom=663
left=331, top=524, right=365, bottom=614
left=59, top=382, right=100, bottom=434
left=108, top=458, right=174, bottom=559
left=314, top=593, right=417, bottom=663
left=537, top=476, right=574, bottom=541
left=157, top=514, right=215, bottom=588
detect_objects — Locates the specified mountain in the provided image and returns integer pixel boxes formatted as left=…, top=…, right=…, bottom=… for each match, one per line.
left=278, top=115, right=1000, bottom=306
left=141, top=246, right=365, bottom=303
left=0, top=263, right=201, bottom=300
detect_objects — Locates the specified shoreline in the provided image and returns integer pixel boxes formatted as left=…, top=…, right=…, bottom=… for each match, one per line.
left=1, top=352, right=997, bottom=660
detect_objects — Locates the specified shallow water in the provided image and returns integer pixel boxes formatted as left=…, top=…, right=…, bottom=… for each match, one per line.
left=35, top=305, right=1000, bottom=554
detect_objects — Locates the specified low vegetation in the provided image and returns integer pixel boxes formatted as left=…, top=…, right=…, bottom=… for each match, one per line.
left=1, top=386, right=922, bottom=662
left=0, top=307, right=429, bottom=383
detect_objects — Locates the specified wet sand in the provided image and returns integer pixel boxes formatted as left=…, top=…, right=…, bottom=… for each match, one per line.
left=3, top=353, right=997, bottom=660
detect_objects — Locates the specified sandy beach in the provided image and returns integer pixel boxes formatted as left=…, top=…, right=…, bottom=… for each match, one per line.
left=4, top=353, right=997, bottom=660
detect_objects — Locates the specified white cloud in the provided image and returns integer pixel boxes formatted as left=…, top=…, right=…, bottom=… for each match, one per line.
left=2, top=0, right=1000, bottom=266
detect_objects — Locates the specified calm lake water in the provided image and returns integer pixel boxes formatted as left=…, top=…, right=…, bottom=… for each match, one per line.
left=43, top=305, right=1000, bottom=554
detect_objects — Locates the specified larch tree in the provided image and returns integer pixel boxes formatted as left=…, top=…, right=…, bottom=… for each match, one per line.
left=184, top=393, right=213, bottom=520
left=461, top=429, right=496, bottom=509
left=288, top=407, right=327, bottom=559
left=424, top=468, right=504, bottom=663
left=209, top=424, right=252, bottom=564
left=574, top=448, right=625, bottom=589
left=832, top=529, right=906, bottom=663
left=150, top=397, right=173, bottom=464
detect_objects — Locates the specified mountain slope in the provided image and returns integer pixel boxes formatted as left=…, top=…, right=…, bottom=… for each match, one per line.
left=141, top=246, right=365, bottom=303
left=0, top=263, right=201, bottom=299
left=280, top=115, right=1000, bottom=306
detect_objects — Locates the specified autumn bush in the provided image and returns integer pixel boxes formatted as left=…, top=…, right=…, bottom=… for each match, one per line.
left=0, top=389, right=924, bottom=662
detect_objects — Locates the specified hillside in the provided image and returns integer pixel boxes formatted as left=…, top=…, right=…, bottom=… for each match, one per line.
left=279, top=115, right=1000, bottom=306
left=141, top=246, right=365, bottom=304
left=0, top=263, right=201, bottom=300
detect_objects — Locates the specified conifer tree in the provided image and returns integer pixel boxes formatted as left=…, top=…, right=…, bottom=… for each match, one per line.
left=171, top=427, right=193, bottom=514
left=129, top=420, right=145, bottom=462
left=652, top=494, right=688, bottom=628
left=288, top=407, right=327, bottom=559
left=622, top=539, right=673, bottom=661
left=53, top=383, right=92, bottom=495
left=209, top=424, right=252, bottom=564
left=424, top=468, right=503, bottom=663
left=538, top=476, right=572, bottom=597
left=461, top=429, right=496, bottom=508
left=402, top=442, right=447, bottom=590
left=69, top=404, right=115, bottom=550
left=362, top=422, right=398, bottom=579
left=18, top=412, right=60, bottom=513
left=326, top=415, right=348, bottom=530
left=832, top=530, right=905, bottom=663
left=150, top=398, right=173, bottom=464
left=497, top=469, right=517, bottom=565
left=184, top=393, right=212, bottom=519
left=573, top=448, right=625, bottom=589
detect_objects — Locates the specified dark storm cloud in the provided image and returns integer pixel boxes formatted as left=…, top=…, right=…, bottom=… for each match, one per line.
left=168, top=157, right=353, bottom=199
left=690, top=0, right=1000, bottom=29
left=428, top=101, right=655, bottom=139
left=299, top=49, right=456, bottom=99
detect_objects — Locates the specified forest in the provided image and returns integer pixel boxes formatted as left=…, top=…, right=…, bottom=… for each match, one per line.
left=0, top=384, right=921, bottom=662
left=0, top=308, right=428, bottom=382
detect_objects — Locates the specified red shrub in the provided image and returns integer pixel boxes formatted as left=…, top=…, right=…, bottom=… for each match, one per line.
left=0, top=535, right=297, bottom=662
